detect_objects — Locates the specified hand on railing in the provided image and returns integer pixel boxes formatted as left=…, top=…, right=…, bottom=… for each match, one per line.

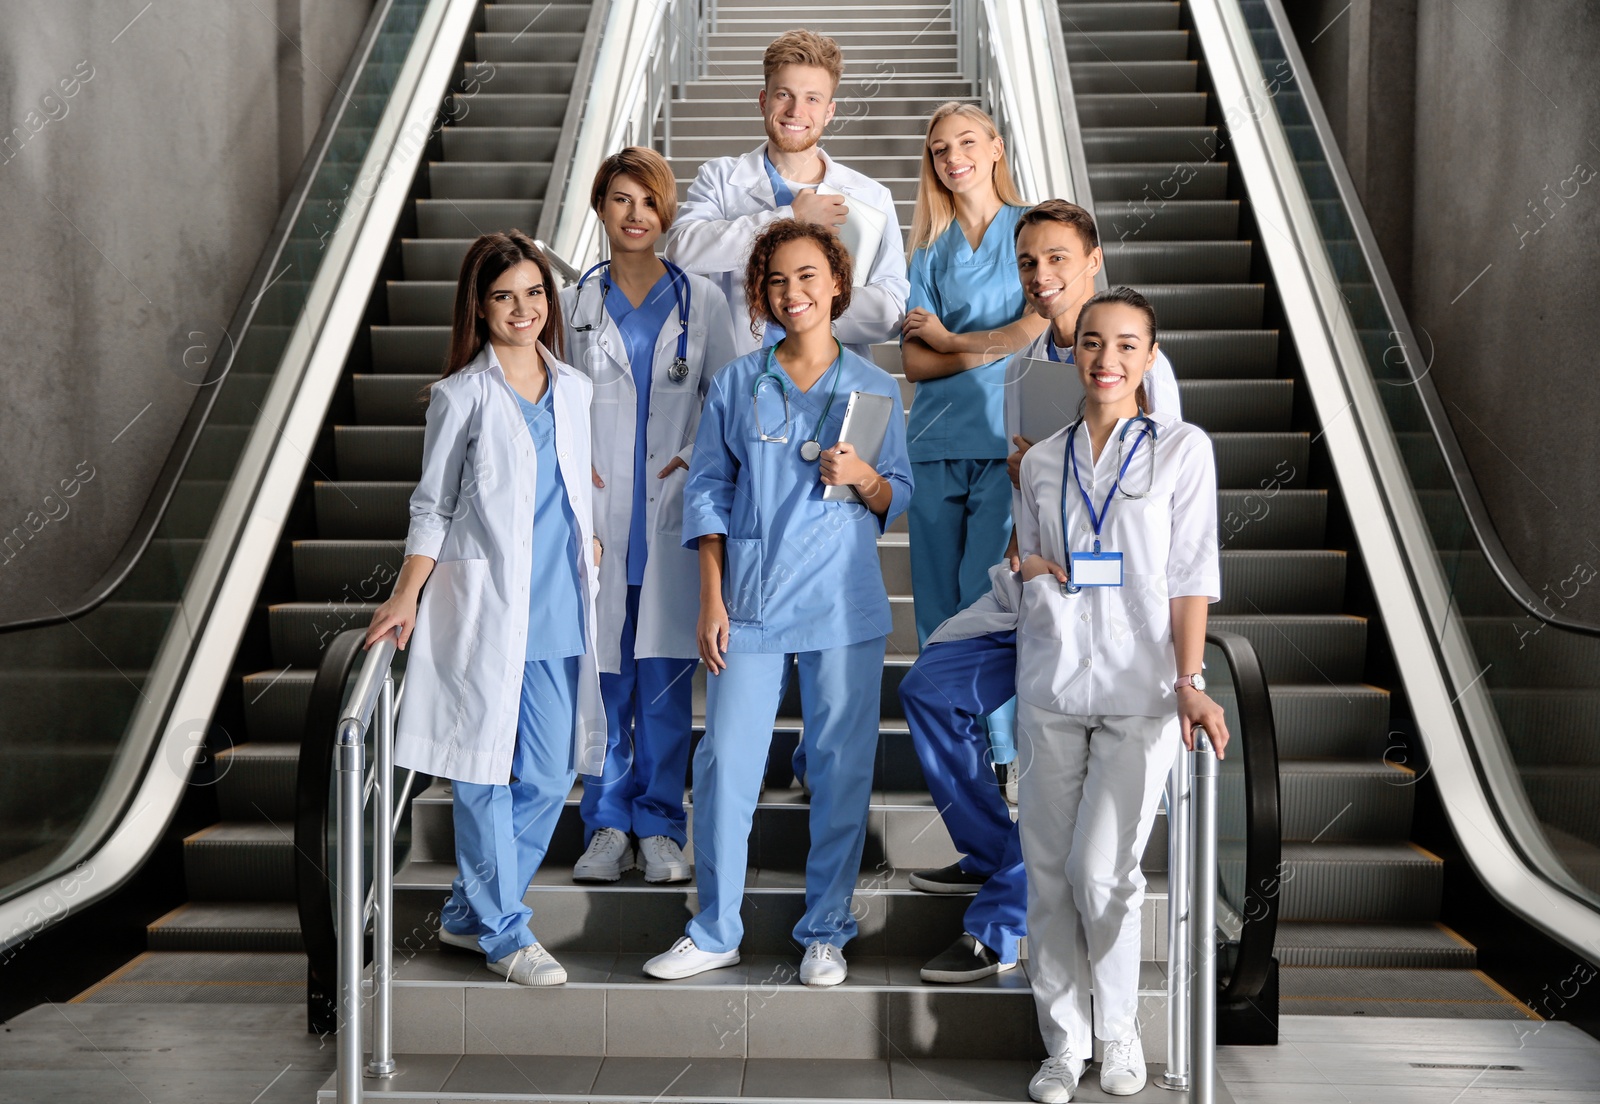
left=1178, top=691, right=1231, bottom=759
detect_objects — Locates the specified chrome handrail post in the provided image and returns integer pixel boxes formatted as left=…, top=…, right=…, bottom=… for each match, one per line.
left=1191, top=730, right=1219, bottom=1104
left=365, top=676, right=397, bottom=1078
left=336, top=716, right=367, bottom=1104
left=1161, top=754, right=1191, bottom=1090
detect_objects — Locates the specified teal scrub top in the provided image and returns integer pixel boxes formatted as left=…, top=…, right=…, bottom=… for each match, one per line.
left=517, top=387, right=586, bottom=660
left=681, top=348, right=915, bottom=654
left=903, top=203, right=1028, bottom=463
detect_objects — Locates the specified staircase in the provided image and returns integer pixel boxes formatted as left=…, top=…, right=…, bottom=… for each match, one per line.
left=1058, top=0, right=1534, bottom=1017
left=119, top=0, right=600, bottom=1000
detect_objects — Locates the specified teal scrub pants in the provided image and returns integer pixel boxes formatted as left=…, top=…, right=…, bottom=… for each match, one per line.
left=907, top=457, right=1016, bottom=763
left=686, top=637, right=886, bottom=953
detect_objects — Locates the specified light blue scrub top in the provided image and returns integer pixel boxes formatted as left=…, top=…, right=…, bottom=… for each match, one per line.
left=682, top=348, right=915, bottom=654
left=903, top=203, right=1028, bottom=463
left=517, top=387, right=585, bottom=660
left=603, top=270, right=679, bottom=587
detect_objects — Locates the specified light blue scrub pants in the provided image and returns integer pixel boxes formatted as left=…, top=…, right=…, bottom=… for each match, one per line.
left=907, top=457, right=1017, bottom=763
left=582, top=585, right=698, bottom=846
left=687, top=637, right=887, bottom=954
left=441, top=656, right=579, bottom=963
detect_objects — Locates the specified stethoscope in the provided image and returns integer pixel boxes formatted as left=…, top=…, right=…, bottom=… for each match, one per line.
left=573, top=258, right=692, bottom=383
left=753, top=340, right=844, bottom=462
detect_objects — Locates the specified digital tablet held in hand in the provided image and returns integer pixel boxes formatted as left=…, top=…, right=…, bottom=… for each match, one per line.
left=823, top=391, right=895, bottom=503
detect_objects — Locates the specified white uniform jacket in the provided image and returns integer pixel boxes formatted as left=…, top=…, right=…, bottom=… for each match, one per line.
left=664, top=144, right=909, bottom=359
left=394, top=343, right=607, bottom=785
left=560, top=271, right=739, bottom=672
left=1013, top=410, right=1221, bottom=717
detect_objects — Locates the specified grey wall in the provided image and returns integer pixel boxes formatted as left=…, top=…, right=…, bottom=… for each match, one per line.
left=1290, top=0, right=1600, bottom=623
left=0, top=0, right=372, bottom=624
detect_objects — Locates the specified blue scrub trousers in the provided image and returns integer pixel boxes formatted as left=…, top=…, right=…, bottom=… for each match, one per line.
left=441, top=656, right=579, bottom=963
left=582, top=585, right=698, bottom=845
left=898, top=630, right=1025, bottom=964
left=907, top=457, right=1017, bottom=763
left=687, top=637, right=887, bottom=954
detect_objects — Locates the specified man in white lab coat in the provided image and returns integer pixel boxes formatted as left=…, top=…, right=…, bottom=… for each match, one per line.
left=665, top=28, right=909, bottom=361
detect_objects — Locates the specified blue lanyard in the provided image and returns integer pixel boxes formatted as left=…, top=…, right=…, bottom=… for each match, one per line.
left=1064, top=418, right=1151, bottom=554
left=763, top=153, right=796, bottom=207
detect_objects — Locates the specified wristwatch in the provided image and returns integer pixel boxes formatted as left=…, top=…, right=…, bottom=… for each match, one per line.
left=1175, top=672, right=1207, bottom=693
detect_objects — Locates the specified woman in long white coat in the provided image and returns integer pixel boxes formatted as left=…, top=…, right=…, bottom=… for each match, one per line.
left=561, top=147, right=738, bottom=885
left=1012, top=287, right=1230, bottom=1101
left=365, top=230, right=606, bottom=988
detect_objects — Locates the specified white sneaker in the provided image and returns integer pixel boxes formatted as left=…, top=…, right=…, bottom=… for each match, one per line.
left=643, top=935, right=740, bottom=980
left=436, top=925, right=479, bottom=953
left=799, top=942, right=847, bottom=987
left=573, top=827, right=635, bottom=882
left=1029, top=1054, right=1084, bottom=1103
left=638, top=835, right=691, bottom=883
left=1003, top=760, right=1019, bottom=812
left=488, top=943, right=567, bottom=986
left=1099, top=1036, right=1146, bottom=1096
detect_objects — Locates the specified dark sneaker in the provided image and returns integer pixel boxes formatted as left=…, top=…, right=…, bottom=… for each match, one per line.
left=920, top=934, right=1017, bottom=983
left=908, top=862, right=987, bottom=894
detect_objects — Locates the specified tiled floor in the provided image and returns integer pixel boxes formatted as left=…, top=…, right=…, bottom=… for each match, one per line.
left=4, top=1002, right=1599, bottom=1103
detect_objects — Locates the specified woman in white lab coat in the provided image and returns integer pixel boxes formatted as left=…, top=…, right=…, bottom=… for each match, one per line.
left=365, top=230, right=605, bottom=988
left=1012, top=287, right=1230, bottom=1102
left=561, top=147, right=739, bottom=886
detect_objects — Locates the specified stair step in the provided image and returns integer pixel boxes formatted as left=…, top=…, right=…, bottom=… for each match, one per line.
left=242, top=669, right=315, bottom=743
left=268, top=602, right=380, bottom=668
left=415, top=199, right=541, bottom=239
left=473, top=32, right=589, bottom=64
left=1214, top=549, right=1345, bottom=615
left=1178, top=379, right=1292, bottom=432
left=1279, top=760, right=1416, bottom=842
left=481, top=4, right=596, bottom=34
left=1208, top=614, right=1365, bottom=683
left=1104, top=239, right=1254, bottom=283
left=1077, top=92, right=1208, bottom=127
left=1083, top=125, right=1220, bottom=164
left=182, top=823, right=296, bottom=901
left=1278, top=842, right=1443, bottom=922
left=1278, top=964, right=1531, bottom=1018
left=1267, top=684, right=1391, bottom=760
left=146, top=901, right=303, bottom=953
left=428, top=161, right=552, bottom=200
left=1089, top=162, right=1230, bottom=201
left=1058, top=2, right=1182, bottom=32
left=461, top=60, right=579, bottom=95
left=439, top=125, right=560, bottom=161
left=1062, top=30, right=1191, bottom=62
left=1155, top=328, right=1279, bottom=378
left=214, top=742, right=300, bottom=821
left=1071, top=59, right=1197, bottom=93
left=1212, top=432, right=1309, bottom=490
left=1275, top=922, right=1476, bottom=969
left=1133, top=283, right=1265, bottom=329
left=1097, top=200, right=1241, bottom=243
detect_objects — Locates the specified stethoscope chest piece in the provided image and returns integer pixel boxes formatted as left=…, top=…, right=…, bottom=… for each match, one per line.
left=799, top=440, right=822, bottom=462
left=667, top=358, right=689, bottom=384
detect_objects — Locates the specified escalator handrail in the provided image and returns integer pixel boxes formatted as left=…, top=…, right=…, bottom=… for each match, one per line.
left=1252, top=0, right=1598, bottom=640
left=0, top=0, right=404, bottom=635
left=1205, top=629, right=1281, bottom=1006
left=1187, top=0, right=1600, bottom=954
left=0, top=0, right=482, bottom=950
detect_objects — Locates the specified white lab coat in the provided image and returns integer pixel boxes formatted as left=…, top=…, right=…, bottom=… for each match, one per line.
left=394, top=342, right=607, bottom=786
left=665, top=144, right=909, bottom=359
left=560, top=270, right=739, bottom=672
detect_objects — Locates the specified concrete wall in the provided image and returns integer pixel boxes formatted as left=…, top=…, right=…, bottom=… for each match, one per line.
left=1290, top=0, right=1600, bottom=622
left=0, top=0, right=372, bottom=624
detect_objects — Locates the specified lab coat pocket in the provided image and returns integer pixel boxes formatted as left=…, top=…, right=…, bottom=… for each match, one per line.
left=653, top=464, right=688, bottom=543
left=722, top=536, right=765, bottom=625
left=414, top=557, right=490, bottom=699
left=1017, top=574, right=1070, bottom=645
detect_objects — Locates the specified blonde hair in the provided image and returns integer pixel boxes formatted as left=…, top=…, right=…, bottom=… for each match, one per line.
left=762, top=29, right=844, bottom=90
left=908, top=103, right=1027, bottom=253
left=589, top=146, right=679, bottom=228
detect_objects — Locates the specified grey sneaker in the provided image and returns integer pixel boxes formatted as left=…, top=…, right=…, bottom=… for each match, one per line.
left=1029, top=1053, right=1085, bottom=1103
left=489, top=943, right=567, bottom=986
left=573, top=826, right=635, bottom=882
left=1099, top=1036, right=1146, bottom=1095
left=639, top=835, right=691, bottom=883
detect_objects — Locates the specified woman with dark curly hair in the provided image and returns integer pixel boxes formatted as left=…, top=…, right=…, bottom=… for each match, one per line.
left=642, top=220, right=913, bottom=987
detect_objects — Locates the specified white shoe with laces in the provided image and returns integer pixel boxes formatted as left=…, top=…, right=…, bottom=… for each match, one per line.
left=799, top=942, right=847, bottom=987
left=489, top=943, right=567, bottom=986
left=1099, top=1035, right=1146, bottom=1096
left=638, top=834, right=691, bottom=883
left=643, top=935, right=740, bottom=980
left=1028, top=1054, right=1084, bottom=1103
left=573, top=827, right=635, bottom=882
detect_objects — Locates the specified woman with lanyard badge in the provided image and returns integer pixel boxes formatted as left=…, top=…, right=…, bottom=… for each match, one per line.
left=367, top=231, right=605, bottom=987
left=1013, top=287, right=1229, bottom=1101
left=901, top=103, right=1047, bottom=790
left=562, top=148, right=739, bottom=886
left=643, top=220, right=913, bottom=986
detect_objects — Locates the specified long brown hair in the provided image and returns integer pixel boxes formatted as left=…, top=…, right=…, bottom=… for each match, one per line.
left=442, top=230, right=565, bottom=378
left=742, top=219, right=854, bottom=342
left=908, top=103, right=1028, bottom=254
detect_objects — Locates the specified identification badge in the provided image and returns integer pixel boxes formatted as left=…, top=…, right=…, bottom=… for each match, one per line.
left=1070, top=550, right=1124, bottom=587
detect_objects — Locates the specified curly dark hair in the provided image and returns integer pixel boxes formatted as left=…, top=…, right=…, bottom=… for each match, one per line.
left=742, top=218, right=854, bottom=341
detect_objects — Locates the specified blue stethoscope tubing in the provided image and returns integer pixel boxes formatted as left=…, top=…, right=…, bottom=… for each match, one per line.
left=752, top=340, right=844, bottom=461
left=1059, top=413, right=1158, bottom=592
left=574, top=258, right=692, bottom=381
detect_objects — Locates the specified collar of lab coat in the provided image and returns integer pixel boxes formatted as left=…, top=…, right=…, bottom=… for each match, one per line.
left=465, top=339, right=568, bottom=386
left=731, top=142, right=844, bottom=208
left=570, top=278, right=685, bottom=385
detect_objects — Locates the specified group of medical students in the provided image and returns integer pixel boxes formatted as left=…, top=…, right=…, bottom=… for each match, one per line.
left=363, top=27, right=1230, bottom=1104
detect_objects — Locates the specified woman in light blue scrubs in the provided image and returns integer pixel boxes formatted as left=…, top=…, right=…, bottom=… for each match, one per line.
left=642, top=220, right=913, bottom=988
left=562, top=148, right=738, bottom=887
left=900, top=103, right=1046, bottom=777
